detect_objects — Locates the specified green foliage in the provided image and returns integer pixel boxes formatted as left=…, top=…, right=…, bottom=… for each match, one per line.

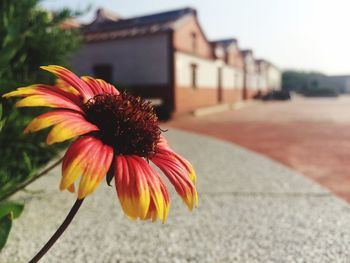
left=0, top=0, right=82, bottom=251
left=0, top=214, right=12, bottom=252
left=0, top=201, right=24, bottom=220
left=0, top=104, right=4, bottom=132
left=0, top=201, right=24, bottom=252
left=282, top=70, right=310, bottom=92
left=0, top=0, right=81, bottom=200
left=0, top=0, right=82, bottom=85
left=301, top=86, right=338, bottom=97
left=282, top=70, right=339, bottom=97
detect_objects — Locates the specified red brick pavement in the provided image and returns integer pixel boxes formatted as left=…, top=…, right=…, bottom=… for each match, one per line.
left=166, top=96, right=350, bottom=202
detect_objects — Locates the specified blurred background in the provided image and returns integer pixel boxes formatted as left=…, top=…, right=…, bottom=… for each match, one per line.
left=1, top=0, right=350, bottom=260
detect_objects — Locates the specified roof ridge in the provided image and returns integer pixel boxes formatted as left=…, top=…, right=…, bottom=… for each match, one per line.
left=84, top=6, right=196, bottom=34
left=124, top=6, right=195, bottom=21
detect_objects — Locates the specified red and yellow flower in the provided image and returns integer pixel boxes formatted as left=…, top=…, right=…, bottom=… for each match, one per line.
left=3, top=65, right=197, bottom=222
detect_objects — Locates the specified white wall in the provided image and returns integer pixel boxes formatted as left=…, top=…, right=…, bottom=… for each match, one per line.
left=175, top=51, right=242, bottom=89
left=244, top=55, right=256, bottom=75
left=245, top=74, right=259, bottom=90
left=243, top=54, right=259, bottom=90
left=176, top=52, right=217, bottom=88
left=234, top=70, right=244, bottom=89
left=222, top=66, right=235, bottom=89
left=257, top=74, right=268, bottom=89
left=267, top=66, right=282, bottom=90
left=70, top=34, right=170, bottom=85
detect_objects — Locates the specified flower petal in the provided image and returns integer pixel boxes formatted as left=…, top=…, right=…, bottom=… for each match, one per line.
left=157, top=136, right=197, bottom=183
left=61, top=136, right=113, bottom=199
left=144, top=179, right=170, bottom=222
left=115, top=155, right=169, bottom=222
left=67, top=184, right=75, bottom=193
left=3, top=84, right=83, bottom=113
left=151, top=150, right=198, bottom=211
left=172, top=152, right=197, bottom=184
left=40, top=65, right=95, bottom=101
left=81, top=76, right=119, bottom=95
left=24, top=110, right=99, bottom=144
left=55, top=79, right=80, bottom=95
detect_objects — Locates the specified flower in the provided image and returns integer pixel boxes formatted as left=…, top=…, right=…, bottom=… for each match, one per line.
left=3, top=65, right=198, bottom=222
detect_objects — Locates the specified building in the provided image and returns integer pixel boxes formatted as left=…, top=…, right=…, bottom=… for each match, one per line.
left=240, top=49, right=258, bottom=99
left=210, top=38, right=245, bottom=104
left=255, top=59, right=269, bottom=93
left=283, top=72, right=348, bottom=95
left=266, top=62, right=282, bottom=91
left=71, top=7, right=281, bottom=118
left=327, top=75, right=350, bottom=93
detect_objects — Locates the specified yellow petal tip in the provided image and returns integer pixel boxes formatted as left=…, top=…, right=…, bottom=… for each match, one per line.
left=40, top=65, right=60, bottom=73
left=46, top=137, right=54, bottom=145
left=40, top=65, right=50, bottom=71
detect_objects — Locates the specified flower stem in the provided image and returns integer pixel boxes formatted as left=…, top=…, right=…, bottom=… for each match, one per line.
left=29, top=198, right=84, bottom=263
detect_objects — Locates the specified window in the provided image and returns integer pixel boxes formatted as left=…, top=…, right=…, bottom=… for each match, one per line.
left=93, top=64, right=113, bottom=83
left=191, top=32, right=197, bottom=52
left=190, top=64, right=197, bottom=89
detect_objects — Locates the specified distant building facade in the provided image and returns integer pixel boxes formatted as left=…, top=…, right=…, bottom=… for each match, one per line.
left=210, top=39, right=245, bottom=105
left=327, top=75, right=350, bottom=93
left=287, top=73, right=350, bottom=94
left=71, top=7, right=281, bottom=118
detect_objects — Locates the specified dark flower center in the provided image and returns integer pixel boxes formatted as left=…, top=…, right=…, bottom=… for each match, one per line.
left=84, top=93, right=161, bottom=157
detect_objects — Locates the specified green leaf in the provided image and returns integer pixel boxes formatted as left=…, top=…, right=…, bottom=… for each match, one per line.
left=0, top=201, right=24, bottom=219
left=0, top=104, right=3, bottom=132
left=23, top=152, right=32, bottom=171
left=0, top=0, right=83, bottom=203
left=0, top=213, right=12, bottom=252
left=0, top=120, right=5, bottom=133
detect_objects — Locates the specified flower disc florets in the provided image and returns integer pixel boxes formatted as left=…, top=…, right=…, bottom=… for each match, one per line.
left=84, top=92, right=161, bottom=157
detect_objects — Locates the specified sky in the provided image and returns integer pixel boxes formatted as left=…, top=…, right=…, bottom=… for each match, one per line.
left=41, top=0, right=350, bottom=75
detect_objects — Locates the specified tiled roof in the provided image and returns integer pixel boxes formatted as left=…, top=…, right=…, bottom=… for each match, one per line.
left=240, top=49, right=253, bottom=57
left=210, top=38, right=237, bottom=47
left=84, top=7, right=196, bottom=42
left=256, top=59, right=267, bottom=64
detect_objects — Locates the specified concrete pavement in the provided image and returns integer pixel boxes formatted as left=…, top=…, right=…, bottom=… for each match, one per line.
left=1, top=129, right=350, bottom=262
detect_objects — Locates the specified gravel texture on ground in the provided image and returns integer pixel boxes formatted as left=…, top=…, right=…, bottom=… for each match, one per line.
left=1, top=129, right=350, bottom=263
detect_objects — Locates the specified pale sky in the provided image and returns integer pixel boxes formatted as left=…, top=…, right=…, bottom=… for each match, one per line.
left=41, top=0, right=350, bottom=75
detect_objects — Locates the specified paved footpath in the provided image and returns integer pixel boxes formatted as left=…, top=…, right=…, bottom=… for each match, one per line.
left=2, top=130, right=350, bottom=262
left=168, top=96, right=350, bottom=203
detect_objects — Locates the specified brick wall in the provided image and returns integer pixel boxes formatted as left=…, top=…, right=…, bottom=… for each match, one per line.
left=175, top=87, right=218, bottom=114
left=173, top=16, right=213, bottom=59
left=222, top=89, right=244, bottom=104
left=227, top=47, right=244, bottom=69
left=245, top=88, right=259, bottom=99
